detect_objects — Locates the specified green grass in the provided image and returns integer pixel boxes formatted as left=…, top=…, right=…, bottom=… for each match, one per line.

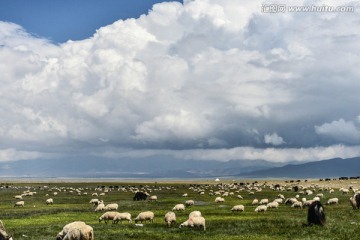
left=0, top=180, right=359, bottom=240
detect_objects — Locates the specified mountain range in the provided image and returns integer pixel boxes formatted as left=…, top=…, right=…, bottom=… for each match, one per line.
left=0, top=156, right=359, bottom=179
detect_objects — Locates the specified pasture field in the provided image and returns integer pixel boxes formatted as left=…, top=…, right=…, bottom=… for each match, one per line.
left=0, top=179, right=359, bottom=240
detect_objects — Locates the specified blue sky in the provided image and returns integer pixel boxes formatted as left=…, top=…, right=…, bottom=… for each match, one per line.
left=0, top=0, right=181, bottom=43
left=0, top=0, right=360, bottom=164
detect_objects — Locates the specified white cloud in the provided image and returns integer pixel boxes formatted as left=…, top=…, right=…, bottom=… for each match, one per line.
left=315, top=118, right=360, bottom=144
left=264, top=133, right=285, bottom=146
left=0, top=0, right=360, bottom=162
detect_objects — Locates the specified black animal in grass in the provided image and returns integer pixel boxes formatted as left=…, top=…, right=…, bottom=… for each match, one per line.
left=307, top=201, right=326, bottom=226
left=133, top=191, right=148, bottom=201
left=350, top=193, right=360, bottom=209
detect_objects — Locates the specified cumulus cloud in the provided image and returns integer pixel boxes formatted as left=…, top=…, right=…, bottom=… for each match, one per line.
left=0, top=0, right=360, bottom=162
left=264, top=133, right=285, bottom=146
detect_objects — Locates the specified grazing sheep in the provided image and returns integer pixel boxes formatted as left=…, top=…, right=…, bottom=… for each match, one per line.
left=99, top=211, right=119, bottom=224
left=307, top=201, right=326, bottom=226
left=259, top=199, right=269, bottom=205
left=89, top=199, right=100, bottom=206
left=133, top=192, right=147, bottom=201
left=326, top=198, right=339, bottom=205
left=215, top=197, right=225, bottom=203
left=104, top=203, right=118, bottom=211
left=252, top=199, right=259, bottom=205
left=134, top=211, right=155, bottom=223
left=14, top=195, right=22, bottom=200
left=291, top=201, right=303, bottom=209
left=274, top=198, right=283, bottom=204
left=149, top=195, right=158, bottom=202
left=94, top=203, right=105, bottom=212
left=266, top=202, right=279, bottom=209
left=46, top=198, right=53, bottom=205
left=14, top=201, right=24, bottom=207
left=185, top=200, right=195, bottom=207
left=231, top=205, right=245, bottom=212
left=189, top=211, right=202, bottom=218
left=179, top=216, right=206, bottom=231
left=172, top=204, right=185, bottom=211
left=285, top=198, right=297, bottom=205
left=56, top=221, right=94, bottom=240
left=164, top=211, right=176, bottom=227
left=113, top=212, right=132, bottom=224
left=303, top=200, right=315, bottom=207
left=255, top=205, right=267, bottom=212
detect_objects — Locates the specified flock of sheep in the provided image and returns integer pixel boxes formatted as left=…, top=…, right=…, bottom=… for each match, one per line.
left=1, top=179, right=360, bottom=239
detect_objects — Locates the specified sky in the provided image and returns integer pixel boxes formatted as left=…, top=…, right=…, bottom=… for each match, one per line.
left=0, top=0, right=360, bottom=164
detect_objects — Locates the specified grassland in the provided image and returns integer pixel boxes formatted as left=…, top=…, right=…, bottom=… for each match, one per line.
left=0, top=179, right=359, bottom=240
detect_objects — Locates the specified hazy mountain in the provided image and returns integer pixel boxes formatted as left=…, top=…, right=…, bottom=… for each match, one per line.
left=243, top=157, right=360, bottom=179
left=0, top=156, right=284, bottom=178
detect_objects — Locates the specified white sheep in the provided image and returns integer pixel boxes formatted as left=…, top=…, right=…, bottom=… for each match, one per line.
left=291, top=201, right=303, bottom=209
left=303, top=200, right=315, bottom=207
left=259, top=199, right=269, bottom=205
left=134, top=211, right=155, bottom=223
left=189, top=211, right=202, bottom=218
left=215, top=197, right=225, bottom=203
left=56, top=221, right=94, bottom=240
left=231, top=205, right=245, bottom=212
left=164, top=211, right=176, bottom=227
left=46, top=198, right=53, bottom=205
left=14, top=201, right=24, bottom=207
left=104, top=203, right=118, bottom=211
left=149, top=195, right=158, bottom=202
left=274, top=198, right=283, bottom=204
left=99, top=211, right=119, bottom=224
left=326, top=198, right=339, bottom=205
left=266, top=201, right=279, bottom=209
left=14, top=195, right=22, bottom=200
left=179, top=216, right=206, bottom=231
left=252, top=199, right=259, bottom=205
left=172, top=204, right=185, bottom=211
left=185, top=200, right=195, bottom=207
left=255, top=205, right=267, bottom=212
left=113, top=212, right=132, bottom=224
left=94, top=203, right=105, bottom=212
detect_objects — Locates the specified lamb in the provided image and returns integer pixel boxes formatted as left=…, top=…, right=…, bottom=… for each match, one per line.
left=164, top=211, right=176, bottom=227
left=56, top=221, right=94, bottom=240
left=14, top=201, right=24, bottom=207
left=326, top=198, right=339, bottom=205
left=179, top=216, right=206, bottom=231
left=185, top=200, right=195, bottom=207
left=172, top=204, right=185, bottom=211
left=113, top=212, right=132, bottom=224
left=104, top=203, right=118, bottom=211
left=215, top=197, right=225, bottom=203
left=94, top=203, right=105, bottom=212
left=46, top=198, right=53, bottom=205
left=99, top=211, right=119, bottom=224
left=134, top=211, right=155, bottom=223
left=189, top=211, right=202, bottom=218
left=255, top=205, right=267, bottom=212
left=231, top=205, right=245, bottom=212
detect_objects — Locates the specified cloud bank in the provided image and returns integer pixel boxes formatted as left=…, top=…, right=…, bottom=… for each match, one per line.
left=0, top=0, right=360, bottom=163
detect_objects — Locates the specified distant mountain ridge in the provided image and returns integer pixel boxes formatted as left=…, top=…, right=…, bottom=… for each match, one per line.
left=243, top=157, right=360, bottom=178
left=0, top=156, right=284, bottom=178
left=0, top=156, right=358, bottom=179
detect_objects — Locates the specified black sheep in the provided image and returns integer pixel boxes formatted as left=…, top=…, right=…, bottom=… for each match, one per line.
left=307, top=201, right=326, bottom=226
left=133, top=191, right=147, bottom=201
